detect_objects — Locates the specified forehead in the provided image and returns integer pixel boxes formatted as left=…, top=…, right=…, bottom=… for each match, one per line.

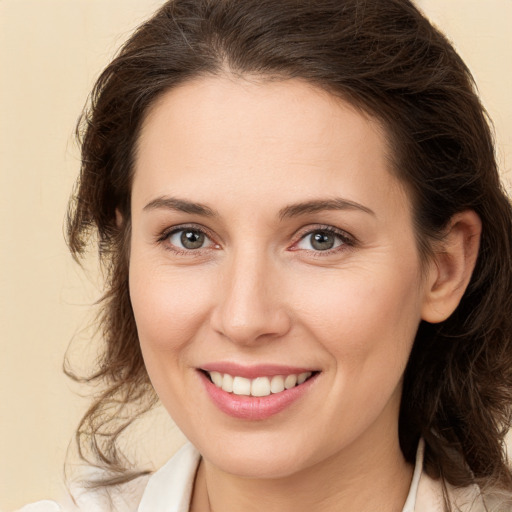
left=133, top=76, right=409, bottom=218
left=137, top=75, right=387, bottom=163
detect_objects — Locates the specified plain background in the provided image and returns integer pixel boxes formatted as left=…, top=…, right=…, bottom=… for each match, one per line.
left=1, top=1, right=511, bottom=510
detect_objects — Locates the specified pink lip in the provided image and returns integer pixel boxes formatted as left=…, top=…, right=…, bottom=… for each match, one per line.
left=198, top=369, right=319, bottom=421
left=200, top=362, right=315, bottom=379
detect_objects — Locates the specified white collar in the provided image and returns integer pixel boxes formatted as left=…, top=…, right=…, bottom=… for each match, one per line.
left=138, top=443, right=200, bottom=512
left=138, top=441, right=427, bottom=512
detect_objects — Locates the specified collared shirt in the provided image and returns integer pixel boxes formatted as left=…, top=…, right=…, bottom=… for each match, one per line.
left=16, top=440, right=501, bottom=512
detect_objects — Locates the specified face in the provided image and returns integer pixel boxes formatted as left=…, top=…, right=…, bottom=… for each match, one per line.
left=129, top=76, right=431, bottom=479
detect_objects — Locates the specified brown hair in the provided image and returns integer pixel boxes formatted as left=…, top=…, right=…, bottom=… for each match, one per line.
left=67, top=0, right=512, bottom=494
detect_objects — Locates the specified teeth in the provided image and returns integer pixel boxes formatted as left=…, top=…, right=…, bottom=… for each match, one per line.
left=297, top=372, right=309, bottom=385
left=270, top=375, right=285, bottom=394
left=210, top=371, right=223, bottom=387
left=284, top=374, right=298, bottom=389
left=232, top=376, right=251, bottom=396
left=251, top=377, right=271, bottom=397
left=207, top=371, right=313, bottom=396
left=222, top=373, right=234, bottom=393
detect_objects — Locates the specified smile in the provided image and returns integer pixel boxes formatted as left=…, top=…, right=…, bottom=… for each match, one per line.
left=206, top=371, right=314, bottom=397
left=199, top=366, right=320, bottom=420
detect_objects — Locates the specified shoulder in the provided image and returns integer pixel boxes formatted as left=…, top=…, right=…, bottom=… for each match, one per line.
left=12, top=468, right=149, bottom=512
left=14, top=502, right=64, bottom=512
left=480, top=488, right=512, bottom=512
left=417, top=471, right=512, bottom=512
left=13, top=475, right=149, bottom=512
left=411, top=440, right=512, bottom=512
left=14, top=443, right=200, bottom=512
left=14, top=476, right=150, bottom=512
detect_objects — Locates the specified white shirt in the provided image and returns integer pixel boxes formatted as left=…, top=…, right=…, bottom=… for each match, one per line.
left=14, top=440, right=499, bottom=512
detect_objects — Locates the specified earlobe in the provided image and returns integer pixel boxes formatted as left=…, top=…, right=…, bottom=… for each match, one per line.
left=421, top=210, right=482, bottom=324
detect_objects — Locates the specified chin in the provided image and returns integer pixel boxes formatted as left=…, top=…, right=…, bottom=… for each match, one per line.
left=208, top=450, right=309, bottom=479
left=191, top=429, right=328, bottom=479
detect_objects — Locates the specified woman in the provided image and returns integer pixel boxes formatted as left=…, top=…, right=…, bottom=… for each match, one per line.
left=19, top=0, right=512, bottom=511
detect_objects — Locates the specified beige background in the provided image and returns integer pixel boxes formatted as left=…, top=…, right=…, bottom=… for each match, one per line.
left=1, top=1, right=511, bottom=510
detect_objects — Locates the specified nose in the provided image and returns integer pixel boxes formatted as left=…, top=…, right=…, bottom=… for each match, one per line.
left=210, top=248, right=292, bottom=346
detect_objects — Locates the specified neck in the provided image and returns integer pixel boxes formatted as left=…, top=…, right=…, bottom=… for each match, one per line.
left=190, top=435, right=414, bottom=512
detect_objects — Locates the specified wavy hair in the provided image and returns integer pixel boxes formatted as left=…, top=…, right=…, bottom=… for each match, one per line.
left=67, top=0, right=512, bottom=494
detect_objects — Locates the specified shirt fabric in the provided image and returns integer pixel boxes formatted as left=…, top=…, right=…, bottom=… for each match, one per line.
left=14, top=440, right=501, bottom=512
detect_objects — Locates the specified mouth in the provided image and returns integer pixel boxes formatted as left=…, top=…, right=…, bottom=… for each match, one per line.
left=201, top=370, right=318, bottom=397
left=198, top=363, right=321, bottom=420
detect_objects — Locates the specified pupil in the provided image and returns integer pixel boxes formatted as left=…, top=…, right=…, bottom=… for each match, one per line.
left=181, top=230, right=204, bottom=249
left=312, top=232, right=334, bottom=250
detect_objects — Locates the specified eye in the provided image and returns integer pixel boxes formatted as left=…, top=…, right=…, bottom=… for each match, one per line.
left=167, top=228, right=215, bottom=250
left=295, top=229, right=348, bottom=251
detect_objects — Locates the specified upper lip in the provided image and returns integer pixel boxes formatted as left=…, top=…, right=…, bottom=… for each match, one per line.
left=199, top=362, right=318, bottom=379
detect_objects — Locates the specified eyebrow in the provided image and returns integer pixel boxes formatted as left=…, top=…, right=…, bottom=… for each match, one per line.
left=143, top=196, right=218, bottom=217
left=278, top=198, right=375, bottom=219
left=143, top=196, right=374, bottom=219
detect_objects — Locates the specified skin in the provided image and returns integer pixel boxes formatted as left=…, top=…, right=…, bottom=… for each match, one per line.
left=128, top=76, right=481, bottom=512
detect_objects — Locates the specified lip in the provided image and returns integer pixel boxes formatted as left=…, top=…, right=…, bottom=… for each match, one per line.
left=198, top=366, right=320, bottom=421
left=200, top=362, right=316, bottom=379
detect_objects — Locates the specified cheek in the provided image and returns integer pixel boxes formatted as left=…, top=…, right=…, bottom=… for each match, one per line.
left=128, top=257, right=214, bottom=354
left=295, top=262, right=423, bottom=367
left=128, top=259, right=215, bottom=414
left=298, top=264, right=423, bottom=428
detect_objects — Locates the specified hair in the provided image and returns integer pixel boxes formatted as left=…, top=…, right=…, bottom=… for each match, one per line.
left=67, top=0, right=512, bottom=497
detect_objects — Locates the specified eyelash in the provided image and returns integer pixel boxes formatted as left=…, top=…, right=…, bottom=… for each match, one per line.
left=290, top=225, right=355, bottom=256
left=157, top=224, right=219, bottom=256
left=156, top=224, right=356, bottom=256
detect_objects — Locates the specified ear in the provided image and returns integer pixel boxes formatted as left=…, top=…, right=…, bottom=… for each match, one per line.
left=115, top=208, right=124, bottom=228
left=421, top=210, right=482, bottom=324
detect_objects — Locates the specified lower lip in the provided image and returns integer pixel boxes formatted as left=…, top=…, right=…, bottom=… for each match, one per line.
left=199, top=371, right=319, bottom=420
